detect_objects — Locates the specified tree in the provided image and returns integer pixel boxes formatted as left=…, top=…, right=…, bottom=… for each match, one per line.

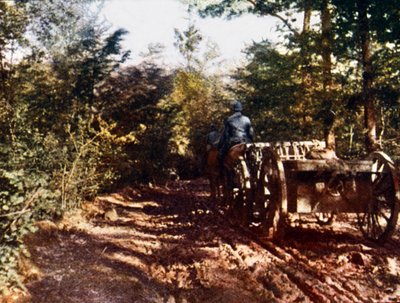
left=232, top=40, right=319, bottom=141
left=0, top=0, right=133, bottom=290
left=174, top=8, right=203, bottom=71
left=320, top=0, right=332, bottom=138
left=170, top=9, right=227, bottom=175
left=332, top=0, right=400, bottom=153
left=0, top=1, right=28, bottom=142
left=195, top=0, right=400, bottom=155
left=97, top=61, right=175, bottom=183
left=194, top=0, right=302, bottom=35
left=195, top=0, right=339, bottom=141
left=20, top=0, right=130, bottom=134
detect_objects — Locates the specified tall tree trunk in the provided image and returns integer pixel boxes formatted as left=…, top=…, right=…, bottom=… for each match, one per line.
left=301, top=0, right=312, bottom=90
left=321, top=0, right=335, bottom=149
left=0, top=47, right=14, bottom=143
left=356, top=0, right=378, bottom=153
left=303, top=0, right=312, bottom=32
left=299, top=0, right=312, bottom=136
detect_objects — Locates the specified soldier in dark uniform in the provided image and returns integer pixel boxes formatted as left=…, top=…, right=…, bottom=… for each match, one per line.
left=218, top=100, right=254, bottom=163
left=206, top=124, right=221, bottom=152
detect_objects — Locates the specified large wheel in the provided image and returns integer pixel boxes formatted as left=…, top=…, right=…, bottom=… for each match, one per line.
left=231, top=158, right=246, bottom=210
left=221, top=155, right=250, bottom=224
left=358, top=151, right=400, bottom=243
left=256, top=147, right=287, bottom=240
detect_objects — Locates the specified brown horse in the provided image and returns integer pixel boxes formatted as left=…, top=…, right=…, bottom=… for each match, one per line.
left=205, top=144, right=248, bottom=202
left=205, top=147, right=221, bottom=199
left=222, top=143, right=248, bottom=203
left=223, top=143, right=247, bottom=170
left=224, top=143, right=260, bottom=226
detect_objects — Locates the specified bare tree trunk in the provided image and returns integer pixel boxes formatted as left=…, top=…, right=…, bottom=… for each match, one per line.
left=301, top=0, right=312, bottom=88
left=0, top=47, right=6, bottom=102
left=321, top=0, right=335, bottom=150
left=356, top=0, right=378, bottom=153
left=298, top=0, right=312, bottom=136
left=0, top=46, right=15, bottom=143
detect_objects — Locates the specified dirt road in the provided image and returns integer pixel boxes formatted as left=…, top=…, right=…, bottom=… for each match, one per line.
left=9, top=179, right=400, bottom=302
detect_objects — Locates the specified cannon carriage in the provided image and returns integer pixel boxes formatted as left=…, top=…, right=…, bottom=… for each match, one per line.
left=221, top=140, right=400, bottom=243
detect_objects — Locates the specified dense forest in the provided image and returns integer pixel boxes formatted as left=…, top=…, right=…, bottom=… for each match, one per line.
left=0, top=0, right=399, bottom=293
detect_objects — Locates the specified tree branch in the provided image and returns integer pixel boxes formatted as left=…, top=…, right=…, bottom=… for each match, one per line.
left=246, top=0, right=300, bottom=37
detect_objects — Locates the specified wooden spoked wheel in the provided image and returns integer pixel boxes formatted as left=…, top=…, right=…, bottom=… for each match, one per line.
left=221, top=156, right=250, bottom=224
left=358, top=151, right=400, bottom=243
left=232, top=159, right=246, bottom=207
left=256, top=147, right=287, bottom=239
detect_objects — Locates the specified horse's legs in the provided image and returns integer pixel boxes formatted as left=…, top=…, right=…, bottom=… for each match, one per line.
left=209, top=175, right=217, bottom=200
left=227, top=169, right=237, bottom=210
left=216, top=176, right=221, bottom=199
left=221, top=170, right=230, bottom=207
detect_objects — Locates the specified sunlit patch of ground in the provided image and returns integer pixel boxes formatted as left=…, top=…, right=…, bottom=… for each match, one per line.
left=3, top=178, right=400, bottom=303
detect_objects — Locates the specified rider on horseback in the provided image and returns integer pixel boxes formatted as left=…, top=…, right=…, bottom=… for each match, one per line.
left=218, top=100, right=254, bottom=165
left=206, top=124, right=221, bottom=152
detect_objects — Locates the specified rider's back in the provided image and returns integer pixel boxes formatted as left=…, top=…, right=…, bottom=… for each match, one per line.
left=225, top=112, right=253, bottom=145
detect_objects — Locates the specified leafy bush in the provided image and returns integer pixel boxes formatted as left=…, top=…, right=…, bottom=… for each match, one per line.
left=0, top=167, right=57, bottom=292
left=0, top=108, right=137, bottom=292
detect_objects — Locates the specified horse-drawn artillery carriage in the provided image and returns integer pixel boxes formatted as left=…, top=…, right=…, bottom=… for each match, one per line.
left=214, top=140, right=400, bottom=243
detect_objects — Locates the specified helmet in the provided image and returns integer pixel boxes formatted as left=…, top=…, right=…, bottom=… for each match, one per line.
left=232, top=100, right=243, bottom=112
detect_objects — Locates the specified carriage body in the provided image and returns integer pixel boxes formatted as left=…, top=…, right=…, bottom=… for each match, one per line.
left=224, top=140, right=400, bottom=243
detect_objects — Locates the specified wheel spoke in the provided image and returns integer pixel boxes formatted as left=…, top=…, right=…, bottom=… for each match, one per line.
left=374, top=213, right=385, bottom=237
left=373, top=175, right=392, bottom=195
left=378, top=210, right=390, bottom=223
left=255, top=147, right=287, bottom=238
left=358, top=151, right=400, bottom=242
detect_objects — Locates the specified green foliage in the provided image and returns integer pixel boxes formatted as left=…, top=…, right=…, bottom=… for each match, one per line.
left=233, top=41, right=304, bottom=140
left=0, top=0, right=400, bottom=293
left=97, top=62, right=175, bottom=183
left=0, top=165, right=57, bottom=292
left=167, top=69, right=227, bottom=177
left=0, top=0, right=135, bottom=292
left=169, top=16, right=228, bottom=176
left=330, top=0, right=400, bottom=152
left=198, top=0, right=400, bottom=158
left=193, top=0, right=256, bottom=18
left=372, top=46, right=400, bottom=161
left=174, top=5, right=221, bottom=73
left=174, top=23, right=203, bottom=71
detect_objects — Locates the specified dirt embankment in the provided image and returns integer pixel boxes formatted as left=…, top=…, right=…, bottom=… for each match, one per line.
left=3, top=179, right=400, bottom=303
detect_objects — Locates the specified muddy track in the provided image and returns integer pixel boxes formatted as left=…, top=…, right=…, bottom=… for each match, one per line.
left=184, top=179, right=400, bottom=303
left=209, top=204, right=399, bottom=303
left=200, top=196, right=365, bottom=302
left=8, top=178, right=400, bottom=303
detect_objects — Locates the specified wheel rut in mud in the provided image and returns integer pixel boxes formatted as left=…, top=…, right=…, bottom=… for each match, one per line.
left=15, top=178, right=400, bottom=303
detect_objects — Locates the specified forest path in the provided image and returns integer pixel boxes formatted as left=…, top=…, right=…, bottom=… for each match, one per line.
left=14, top=179, right=400, bottom=302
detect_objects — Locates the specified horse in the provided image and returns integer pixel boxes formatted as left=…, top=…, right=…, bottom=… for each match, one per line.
left=205, top=143, right=248, bottom=205
left=205, top=147, right=222, bottom=200
left=221, top=143, right=248, bottom=206
left=223, top=143, right=247, bottom=170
